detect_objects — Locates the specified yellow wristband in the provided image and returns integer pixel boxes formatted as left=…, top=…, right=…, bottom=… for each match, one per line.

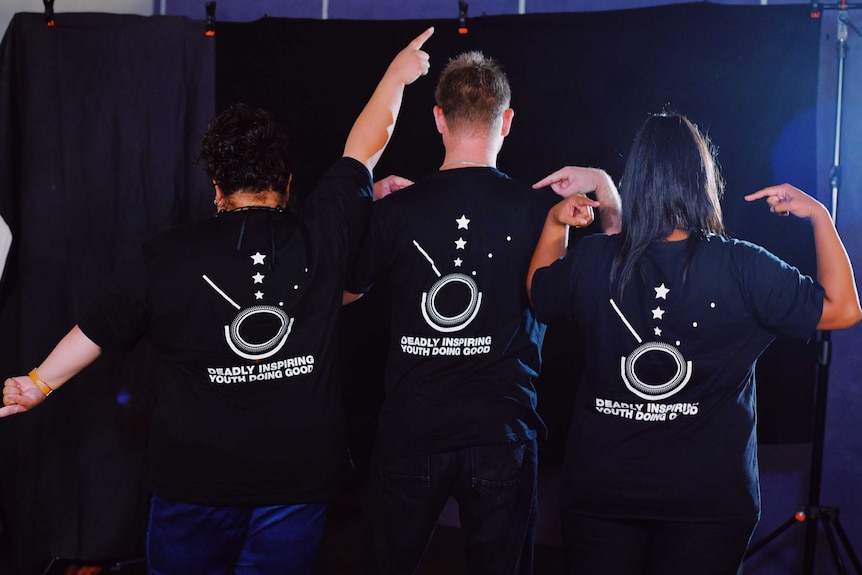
left=28, top=368, right=53, bottom=397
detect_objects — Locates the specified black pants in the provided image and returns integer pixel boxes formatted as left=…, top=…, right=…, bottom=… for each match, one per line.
left=560, top=511, right=757, bottom=575
left=361, top=439, right=539, bottom=575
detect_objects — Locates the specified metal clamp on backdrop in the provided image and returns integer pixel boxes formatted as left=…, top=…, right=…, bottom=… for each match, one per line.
left=810, top=1, right=862, bottom=19
left=205, top=1, right=217, bottom=37
left=458, top=1, right=468, bottom=35
left=43, top=0, right=55, bottom=27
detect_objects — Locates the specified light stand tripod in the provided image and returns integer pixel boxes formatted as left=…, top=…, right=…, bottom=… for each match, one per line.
left=744, top=3, right=862, bottom=574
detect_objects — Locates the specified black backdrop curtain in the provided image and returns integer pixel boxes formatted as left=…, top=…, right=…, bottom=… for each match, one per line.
left=215, top=3, right=821, bottom=462
left=0, top=13, right=214, bottom=570
left=0, top=4, right=822, bottom=571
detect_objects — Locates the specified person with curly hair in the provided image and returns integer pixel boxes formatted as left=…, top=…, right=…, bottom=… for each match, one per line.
left=0, top=27, right=433, bottom=575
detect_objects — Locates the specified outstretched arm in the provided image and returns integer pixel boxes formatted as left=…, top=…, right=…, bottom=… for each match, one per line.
left=344, top=27, right=433, bottom=173
left=526, top=194, right=599, bottom=306
left=1, top=325, right=102, bottom=417
left=533, top=166, right=622, bottom=234
left=745, top=183, right=862, bottom=331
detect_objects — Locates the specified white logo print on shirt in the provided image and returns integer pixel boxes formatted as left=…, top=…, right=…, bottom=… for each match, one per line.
left=202, top=250, right=294, bottom=360
left=412, top=213, right=484, bottom=333
left=609, top=282, right=692, bottom=401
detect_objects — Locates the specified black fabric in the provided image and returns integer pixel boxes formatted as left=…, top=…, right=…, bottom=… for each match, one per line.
left=78, top=157, right=372, bottom=506
left=0, top=4, right=823, bottom=570
left=215, top=4, right=821, bottom=456
left=347, top=167, right=555, bottom=457
left=532, top=234, right=823, bottom=520
left=0, top=12, right=214, bottom=570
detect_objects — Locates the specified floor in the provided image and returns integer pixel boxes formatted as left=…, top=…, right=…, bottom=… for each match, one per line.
left=0, top=493, right=566, bottom=575
left=315, top=500, right=565, bottom=575
left=0, top=436, right=568, bottom=575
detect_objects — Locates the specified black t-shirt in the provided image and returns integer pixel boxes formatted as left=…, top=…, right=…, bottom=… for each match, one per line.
left=348, top=167, right=557, bottom=455
left=531, top=233, right=824, bottom=521
left=78, top=157, right=373, bottom=506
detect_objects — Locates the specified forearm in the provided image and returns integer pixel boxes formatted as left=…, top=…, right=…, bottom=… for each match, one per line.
left=595, top=172, right=622, bottom=234
left=343, top=27, right=432, bottom=171
left=34, top=325, right=103, bottom=391
left=811, top=207, right=862, bottom=330
left=344, top=74, right=404, bottom=172
left=527, top=216, right=569, bottom=304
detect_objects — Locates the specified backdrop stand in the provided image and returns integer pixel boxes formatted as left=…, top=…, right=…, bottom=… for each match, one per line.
left=744, top=4, right=861, bottom=574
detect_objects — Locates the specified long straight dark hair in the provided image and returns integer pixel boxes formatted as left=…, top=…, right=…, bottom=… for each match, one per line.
left=611, top=113, right=726, bottom=297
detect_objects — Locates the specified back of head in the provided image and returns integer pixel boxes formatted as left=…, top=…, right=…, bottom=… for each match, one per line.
left=434, top=51, right=511, bottom=136
left=196, top=103, right=292, bottom=195
left=612, top=112, right=725, bottom=293
left=619, top=112, right=724, bottom=238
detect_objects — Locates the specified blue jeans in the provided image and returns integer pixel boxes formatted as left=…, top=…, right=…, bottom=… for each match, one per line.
left=362, top=439, right=539, bottom=575
left=146, top=494, right=330, bottom=575
left=560, top=511, right=757, bottom=575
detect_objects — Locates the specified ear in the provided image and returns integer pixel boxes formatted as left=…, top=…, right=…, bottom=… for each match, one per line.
left=433, top=105, right=447, bottom=135
left=213, top=180, right=225, bottom=204
left=284, top=173, right=293, bottom=205
left=501, top=108, right=514, bottom=138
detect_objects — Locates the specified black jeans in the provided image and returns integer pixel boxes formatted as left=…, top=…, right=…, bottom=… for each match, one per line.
left=560, top=511, right=757, bottom=575
left=361, top=439, right=539, bottom=575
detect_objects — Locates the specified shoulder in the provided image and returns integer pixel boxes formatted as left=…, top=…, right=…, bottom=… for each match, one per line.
left=304, top=157, right=373, bottom=205
left=695, top=235, right=806, bottom=287
left=569, top=233, right=618, bottom=264
left=709, top=235, right=787, bottom=267
left=325, top=156, right=372, bottom=181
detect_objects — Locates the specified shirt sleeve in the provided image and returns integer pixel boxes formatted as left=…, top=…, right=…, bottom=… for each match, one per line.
left=531, top=248, right=579, bottom=325
left=735, top=240, right=824, bottom=341
left=77, top=247, right=149, bottom=351
left=344, top=196, right=390, bottom=295
left=304, top=157, right=374, bottom=270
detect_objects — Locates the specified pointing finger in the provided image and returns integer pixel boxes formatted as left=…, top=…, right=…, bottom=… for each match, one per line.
left=410, top=26, right=434, bottom=50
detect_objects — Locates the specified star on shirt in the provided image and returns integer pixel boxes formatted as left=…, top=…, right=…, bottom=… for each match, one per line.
left=652, top=306, right=665, bottom=320
left=455, top=237, right=466, bottom=250
left=251, top=252, right=266, bottom=265
left=252, top=272, right=265, bottom=284
left=654, top=283, right=670, bottom=299
left=454, top=257, right=463, bottom=267
left=254, top=291, right=264, bottom=300
left=456, top=215, right=470, bottom=230
left=654, top=326, right=662, bottom=336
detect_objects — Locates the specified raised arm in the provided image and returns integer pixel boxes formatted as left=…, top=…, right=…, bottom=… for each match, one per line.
left=1, top=325, right=102, bottom=417
left=526, top=193, right=599, bottom=306
left=533, top=166, right=622, bottom=234
left=344, top=27, right=433, bottom=173
left=745, top=183, right=862, bottom=331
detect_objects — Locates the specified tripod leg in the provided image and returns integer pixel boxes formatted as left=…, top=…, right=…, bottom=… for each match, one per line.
left=40, top=557, right=59, bottom=575
left=744, top=516, right=799, bottom=559
left=822, top=518, right=849, bottom=574
left=831, top=517, right=862, bottom=574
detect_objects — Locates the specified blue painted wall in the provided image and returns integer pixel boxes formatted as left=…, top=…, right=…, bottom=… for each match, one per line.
left=159, top=0, right=811, bottom=21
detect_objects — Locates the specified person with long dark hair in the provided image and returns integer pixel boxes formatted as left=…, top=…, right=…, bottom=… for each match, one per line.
left=527, top=112, right=861, bottom=575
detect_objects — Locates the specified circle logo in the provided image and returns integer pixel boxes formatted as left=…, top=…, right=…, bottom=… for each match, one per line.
left=420, top=273, right=482, bottom=332
left=620, top=341, right=692, bottom=400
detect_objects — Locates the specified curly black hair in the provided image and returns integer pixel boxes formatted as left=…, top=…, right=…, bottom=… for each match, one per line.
left=196, top=103, right=293, bottom=195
